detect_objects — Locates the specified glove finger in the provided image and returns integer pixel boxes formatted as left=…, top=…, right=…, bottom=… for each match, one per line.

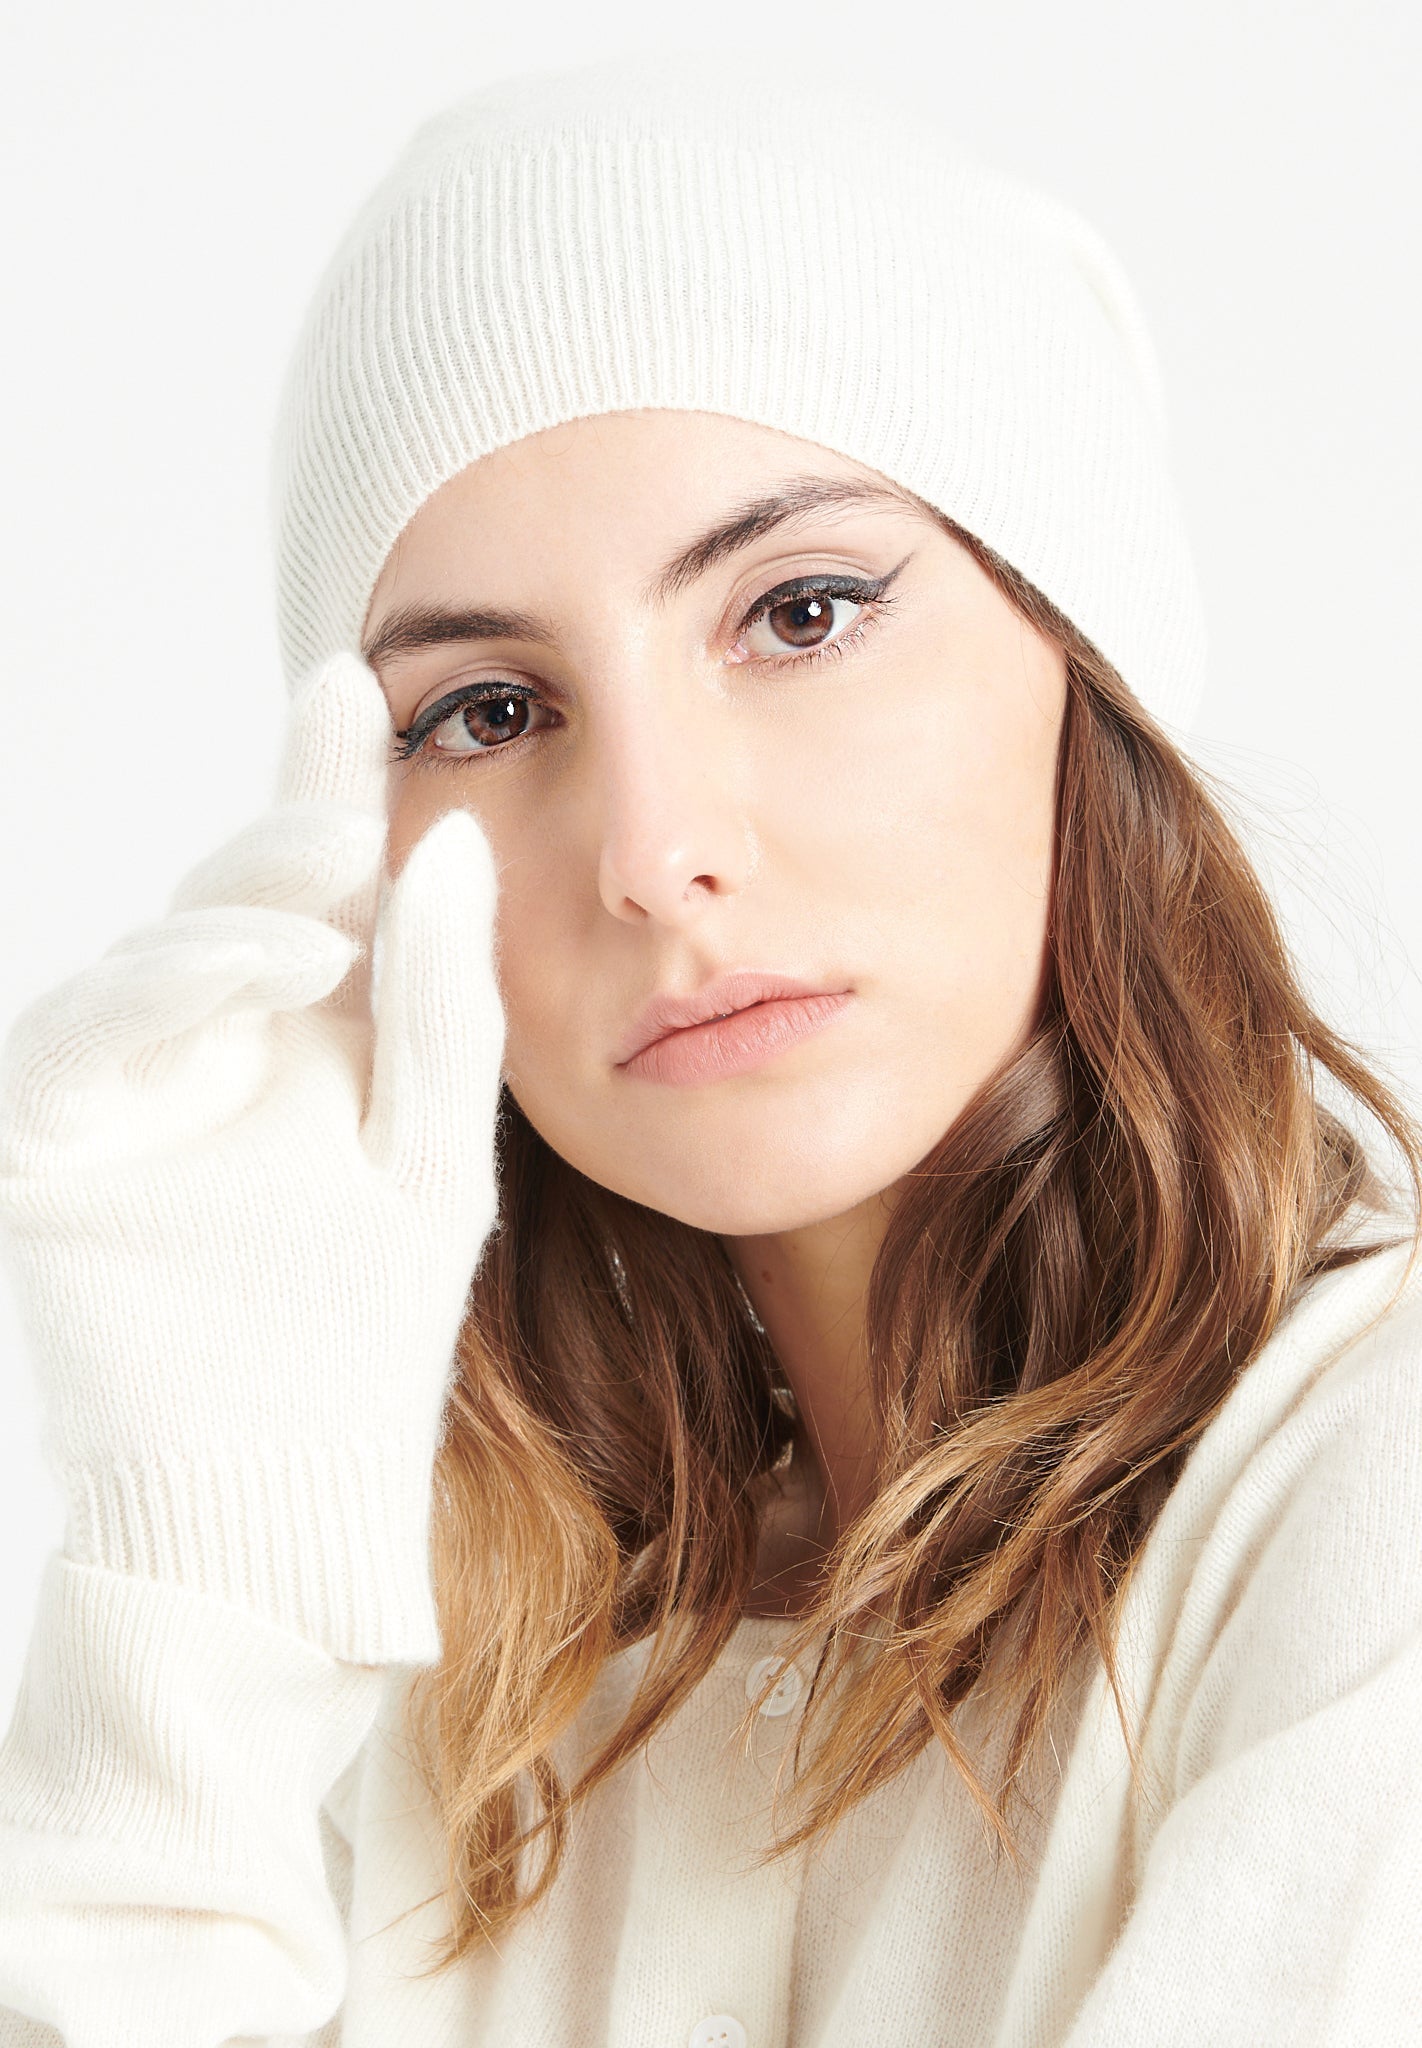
left=168, top=803, right=386, bottom=922
left=0, top=924, right=354, bottom=1166
left=278, top=650, right=392, bottom=816
left=103, top=905, right=362, bottom=1004
left=361, top=808, right=506, bottom=1233
left=4, top=913, right=355, bottom=1088
left=275, top=652, right=394, bottom=1019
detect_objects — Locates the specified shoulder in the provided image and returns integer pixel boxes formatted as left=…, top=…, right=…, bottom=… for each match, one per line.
left=1170, top=1231, right=1422, bottom=1541
left=1225, top=1233, right=1422, bottom=1500
left=1224, top=1232, right=1422, bottom=1615
left=1126, top=1232, right=1422, bottom=1781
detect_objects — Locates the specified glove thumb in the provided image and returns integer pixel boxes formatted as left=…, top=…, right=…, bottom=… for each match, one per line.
left=361, top=809, right=507, bottom=1236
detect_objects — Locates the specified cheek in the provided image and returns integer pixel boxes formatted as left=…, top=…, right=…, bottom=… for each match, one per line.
left=803, top=668, right=1059, bottom=1096
left=919, top=690, right=1059, bottom=1055
left=495, top=897, right=573, bottom=1058
left=475, top=831, right=587, bottom=1079
left=384, top=780, right=569, bottom=1042
left=384, top=776, right=453, bottom=877
left=772, top=670, right=1057, bottom=955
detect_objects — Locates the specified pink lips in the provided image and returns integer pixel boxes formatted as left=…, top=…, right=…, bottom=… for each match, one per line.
left=616, top=970, right=854, bottom=1087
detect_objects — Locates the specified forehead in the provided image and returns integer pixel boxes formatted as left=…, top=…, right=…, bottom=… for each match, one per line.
left=366, top=402, right=925, bottom=570
left=364, top=413, right=934, bottom=663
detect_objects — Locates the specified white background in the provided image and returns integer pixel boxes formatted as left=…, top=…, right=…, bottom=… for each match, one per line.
left=0, top=0, right=1418, bottom=1725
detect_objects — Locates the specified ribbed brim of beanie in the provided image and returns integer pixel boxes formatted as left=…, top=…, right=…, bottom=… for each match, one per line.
left=268, top=50, right=1208, bottom=740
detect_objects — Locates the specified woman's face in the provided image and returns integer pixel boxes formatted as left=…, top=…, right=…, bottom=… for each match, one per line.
left=363, top=409, right=1066, bottom=1236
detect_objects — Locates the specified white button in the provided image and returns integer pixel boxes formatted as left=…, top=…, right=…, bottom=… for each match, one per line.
left=688, top=2017, right=747, bottom=2048
left=745, top=1652, right=803, bottom=1716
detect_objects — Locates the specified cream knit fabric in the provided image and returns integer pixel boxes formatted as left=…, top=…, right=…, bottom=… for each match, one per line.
left=270, top=51, right=1209, bottom=741
left=0, top=653, right=506, bottom=1669
left=6, top=50, right=1417, bottom=2048
left=0, top=1231, right=1418, bottom=2043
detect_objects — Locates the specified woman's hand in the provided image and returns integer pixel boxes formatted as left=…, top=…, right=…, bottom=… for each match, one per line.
left=0, top=652, right=506, bottom=1666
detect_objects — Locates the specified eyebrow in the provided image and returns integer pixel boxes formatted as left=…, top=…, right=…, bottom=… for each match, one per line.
left=360, top=473, right=920, bottom=669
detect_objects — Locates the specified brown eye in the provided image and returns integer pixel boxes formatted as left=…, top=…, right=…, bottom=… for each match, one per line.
left=765, top=592, right=843, bottom=650
left=431, top=692, right=535, bottom=754
left=741, top=589, right=864, bottom=659
left=733, top=574, right=886, bottom=669
left=393, top=682, right=547, bottom=764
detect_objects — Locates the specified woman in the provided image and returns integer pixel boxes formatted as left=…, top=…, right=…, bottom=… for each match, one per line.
left=1, top=50, right=1419, bottom=2047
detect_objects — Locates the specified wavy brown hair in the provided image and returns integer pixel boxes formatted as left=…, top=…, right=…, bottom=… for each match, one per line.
left=393, top=515, right=1422, bottom=1972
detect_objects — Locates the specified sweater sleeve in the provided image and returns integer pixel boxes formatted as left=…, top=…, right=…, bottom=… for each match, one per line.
left=1059, top=1292, right=1422, bottom=2047
left=0, top=1551, right=392, bottom=2046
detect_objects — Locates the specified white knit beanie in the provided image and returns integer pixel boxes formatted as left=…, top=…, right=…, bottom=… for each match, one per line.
left=269, top=51, right=1209, bottom=742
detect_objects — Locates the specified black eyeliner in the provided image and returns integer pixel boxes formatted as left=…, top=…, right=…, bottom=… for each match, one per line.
left=738, top=554, right=909, bottom=631
left=390, top=552, right=912, bottom=764
left=392, top=681, right=539, bottom=759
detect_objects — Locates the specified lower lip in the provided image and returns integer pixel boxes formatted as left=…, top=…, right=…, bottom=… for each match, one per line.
left=621, top=991, right=855, bottom=1087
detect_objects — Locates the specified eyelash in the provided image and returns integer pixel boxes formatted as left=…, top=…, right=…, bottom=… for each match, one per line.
left=389, top=571, right=901, bottom=768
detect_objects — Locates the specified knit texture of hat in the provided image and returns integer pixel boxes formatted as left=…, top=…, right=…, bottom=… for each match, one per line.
left=269, top=51, right=1209, bottom=740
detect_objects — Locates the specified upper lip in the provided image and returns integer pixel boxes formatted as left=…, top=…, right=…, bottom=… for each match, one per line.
left=616, top=970, right=850, bottom=1066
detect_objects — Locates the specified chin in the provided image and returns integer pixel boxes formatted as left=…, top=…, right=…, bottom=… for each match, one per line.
left=558, top=1127, right=910, bottom=1237
left=510, top=1068, right=948, bottom=1237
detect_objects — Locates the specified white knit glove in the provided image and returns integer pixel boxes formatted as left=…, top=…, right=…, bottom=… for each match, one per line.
left=0, top=651, right=505, bottom=1666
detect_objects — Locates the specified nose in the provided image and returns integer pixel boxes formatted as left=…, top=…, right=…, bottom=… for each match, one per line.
left=594, top=690, right=757, bottom=926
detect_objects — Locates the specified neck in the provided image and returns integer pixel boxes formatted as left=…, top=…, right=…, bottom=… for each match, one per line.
left=722, top=1182, right=899, bottom=1548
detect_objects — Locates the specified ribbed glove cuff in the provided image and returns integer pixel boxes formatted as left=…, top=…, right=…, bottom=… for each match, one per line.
left=56, top=1435, right=448, bottom=1667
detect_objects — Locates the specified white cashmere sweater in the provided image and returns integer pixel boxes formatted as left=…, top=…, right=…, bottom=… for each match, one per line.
left=0, top=1230, right=1420, bottom=2047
